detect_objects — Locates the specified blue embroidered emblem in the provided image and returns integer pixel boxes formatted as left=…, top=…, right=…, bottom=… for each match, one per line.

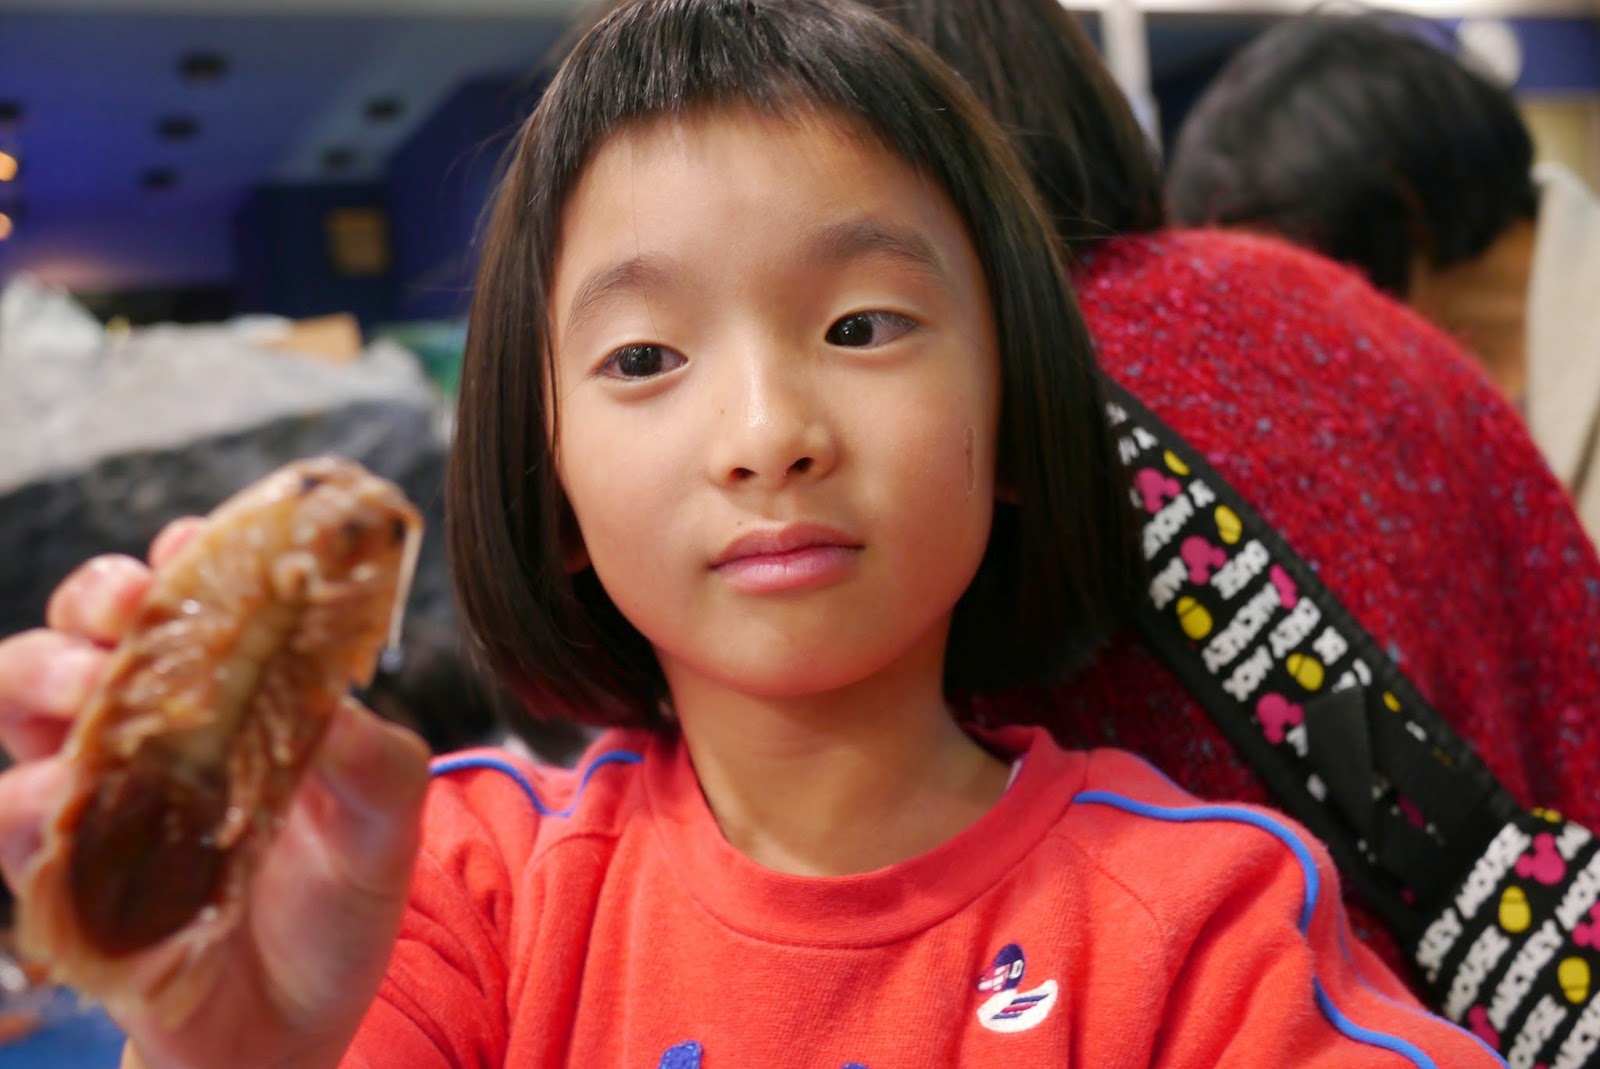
left=654, top=1042, right=869, bottom=1067
left=974, top=943, right=1059, bottom=1033
left=657, top=1041, right=704, bottom=1068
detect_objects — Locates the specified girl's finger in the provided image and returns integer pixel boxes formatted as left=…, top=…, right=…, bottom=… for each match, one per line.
left=0, top=756, right=67, bottom=892
left=44, top=555, right=153, bottom=647
left=0, top=630, right=104, bottom=761
left=149, top=517, right=205, bottom=571
left=40, top=519, right=203, bottom=647
left=245, top=700, right=431, bottom=1022
left=308, top=699, right=433, bottom=899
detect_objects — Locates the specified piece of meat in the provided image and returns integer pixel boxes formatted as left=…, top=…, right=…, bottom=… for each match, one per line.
left=16, top=456, right=420, bottom=1019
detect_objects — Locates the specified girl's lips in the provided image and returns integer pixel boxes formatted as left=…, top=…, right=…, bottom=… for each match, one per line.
left=713, top=544, right=862, bottom=594
left=711, top=524, right=863, bottom=594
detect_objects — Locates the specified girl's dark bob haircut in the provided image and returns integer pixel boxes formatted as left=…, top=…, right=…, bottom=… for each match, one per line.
left=447, top=0, right=1143, bottom=730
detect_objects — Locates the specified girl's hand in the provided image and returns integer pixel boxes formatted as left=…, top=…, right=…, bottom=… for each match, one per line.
left=0, top=520, right=433, bottom=1069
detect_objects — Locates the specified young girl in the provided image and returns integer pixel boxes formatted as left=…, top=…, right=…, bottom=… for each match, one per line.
left=0, top=1, right=1504, bottom=1066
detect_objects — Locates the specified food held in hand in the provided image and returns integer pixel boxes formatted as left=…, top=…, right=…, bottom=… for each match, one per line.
left=17, top=457, right=420, bottom=1017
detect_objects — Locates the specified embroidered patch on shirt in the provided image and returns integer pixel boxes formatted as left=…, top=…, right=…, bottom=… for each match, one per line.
left=975, top=943, right=1058, bottom=1033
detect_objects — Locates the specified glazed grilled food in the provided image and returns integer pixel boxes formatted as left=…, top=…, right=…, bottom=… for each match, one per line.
left=16, top=457, right=420, bottom=1016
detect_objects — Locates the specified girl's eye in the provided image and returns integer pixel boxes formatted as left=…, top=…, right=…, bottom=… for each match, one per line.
left=825, top=311, right=916, bottom=349
left=599, top=344, right=685, bottom=380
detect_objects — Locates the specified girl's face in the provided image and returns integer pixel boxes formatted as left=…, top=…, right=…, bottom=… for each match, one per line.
left=548, top=106, right=1000, bottom=702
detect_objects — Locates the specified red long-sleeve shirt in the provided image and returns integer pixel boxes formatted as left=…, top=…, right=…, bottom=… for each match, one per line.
left=343, top=726, right=1498, bottom=1067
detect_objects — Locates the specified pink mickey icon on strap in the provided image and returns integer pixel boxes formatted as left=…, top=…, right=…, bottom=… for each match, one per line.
left=1575, top=904, right=1600, bottom=948
left=1180, top=536, right=1228, bottom=584
left=1466, top=1007, right=1499, bottom=1049
left=1134, top=468, right=1183, bottom=514
left=1514, top=832, right=1566, bottom=885
left=1268, top=564, right=1297, bottom=609
left=1256, top=693, right=1304, bottom=745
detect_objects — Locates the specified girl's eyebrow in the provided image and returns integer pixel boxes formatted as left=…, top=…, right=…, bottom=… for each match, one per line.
left=808, top=218, right=950, bottom=284
left=565, top=255, right=684, bottom=335
left=563, top=220, right=947, bottom=335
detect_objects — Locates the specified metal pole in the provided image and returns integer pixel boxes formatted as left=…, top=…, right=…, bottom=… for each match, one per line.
left=1091, top=0, right=1162, bottom=144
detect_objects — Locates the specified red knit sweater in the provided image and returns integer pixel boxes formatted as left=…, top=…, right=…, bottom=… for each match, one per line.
left=979, top=229, right=1600, bottom=982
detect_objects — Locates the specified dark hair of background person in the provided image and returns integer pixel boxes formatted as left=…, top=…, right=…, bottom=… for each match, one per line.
left=357, top=618, right=591, bottom=763
left=446, top=0, right=1145, bottom=732
left=842, top=0, right=1167, bottom=258
left=1165, top=12, right=1539, bottom=298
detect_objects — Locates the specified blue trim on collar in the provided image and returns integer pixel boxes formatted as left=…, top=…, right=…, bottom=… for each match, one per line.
left=430, top=749, right=644, bottom=819
left=1076, top=790, right=1320, bottom=931
left=1074, top=789, right=1507, bottom=1069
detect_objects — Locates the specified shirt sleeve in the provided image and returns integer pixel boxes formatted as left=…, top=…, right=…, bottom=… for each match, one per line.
left=340, top=779, right=518, bottom=1068
left=1149, top=808, right=1505, bottom=1069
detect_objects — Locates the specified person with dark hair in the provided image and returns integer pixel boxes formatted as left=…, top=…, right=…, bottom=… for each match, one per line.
left=1167, top=12, right=1600, bottom=541
left=861, top=0, right=1600, bottom=1037
left=358, top=618, right=591, bottom=764
left=1168, top=14, right=1537, bottom=309
left=853, top=0, right=1163, bottom=261
left=0, top=1, right=1500, bottom=1065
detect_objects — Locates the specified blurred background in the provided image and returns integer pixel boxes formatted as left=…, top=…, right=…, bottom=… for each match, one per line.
left=0, top=0, right=1592, bottom=327
left=0, top=0, right=1587, bottom=326
left=0, top=0, right=1595, bottom=1061
left=4, top=0, right=1587, bottom=651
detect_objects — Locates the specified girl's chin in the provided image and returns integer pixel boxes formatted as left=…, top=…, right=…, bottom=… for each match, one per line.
left=659, top=647, right=936, bottom=709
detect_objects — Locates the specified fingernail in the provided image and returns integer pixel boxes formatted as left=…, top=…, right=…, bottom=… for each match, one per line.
left=312, top=707, right=429, bottom=889
left=314, top=704, right=391, bottom=816
left=324, top=717, right=430, bottom=821
left=0, top=819, right=41, bottom=886
left=81, top=558, right=140, bottom=634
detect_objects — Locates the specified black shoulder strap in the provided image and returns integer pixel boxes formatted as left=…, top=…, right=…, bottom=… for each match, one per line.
left=1107, top=379, right=1600, bottom=1065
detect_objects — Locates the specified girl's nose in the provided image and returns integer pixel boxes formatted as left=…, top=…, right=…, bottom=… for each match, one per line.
left=710, top=361, right=839, bottom=488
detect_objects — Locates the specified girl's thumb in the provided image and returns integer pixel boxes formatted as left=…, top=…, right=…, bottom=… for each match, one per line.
left=309, top=698, right=432, bottom=899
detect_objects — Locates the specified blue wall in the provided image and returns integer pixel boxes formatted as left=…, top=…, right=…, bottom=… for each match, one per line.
left=1509, top=18, right=1600, bottom=93
left=385, top=75, right=543, bottom=322
left=234, top=181, right=392, bottom=326
left=230, top=73, right=545, bottom=330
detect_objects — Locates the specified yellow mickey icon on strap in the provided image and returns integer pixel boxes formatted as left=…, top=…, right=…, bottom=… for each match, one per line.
left=1560, top=957, right=1592, bottom=1005
left=1499, top=886, right=1532, bottom=934
left=1164, top=450, right=1190, bottom=476
left=1176, top=596, right=1213, bottom=640
left=1214, top=505, right=1242, bottom=545
left=1285, top=653, right=1324, bottom=692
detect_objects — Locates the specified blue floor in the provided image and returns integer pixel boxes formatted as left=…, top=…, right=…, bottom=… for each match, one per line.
left=0, top=988, right=124, bottom=1068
